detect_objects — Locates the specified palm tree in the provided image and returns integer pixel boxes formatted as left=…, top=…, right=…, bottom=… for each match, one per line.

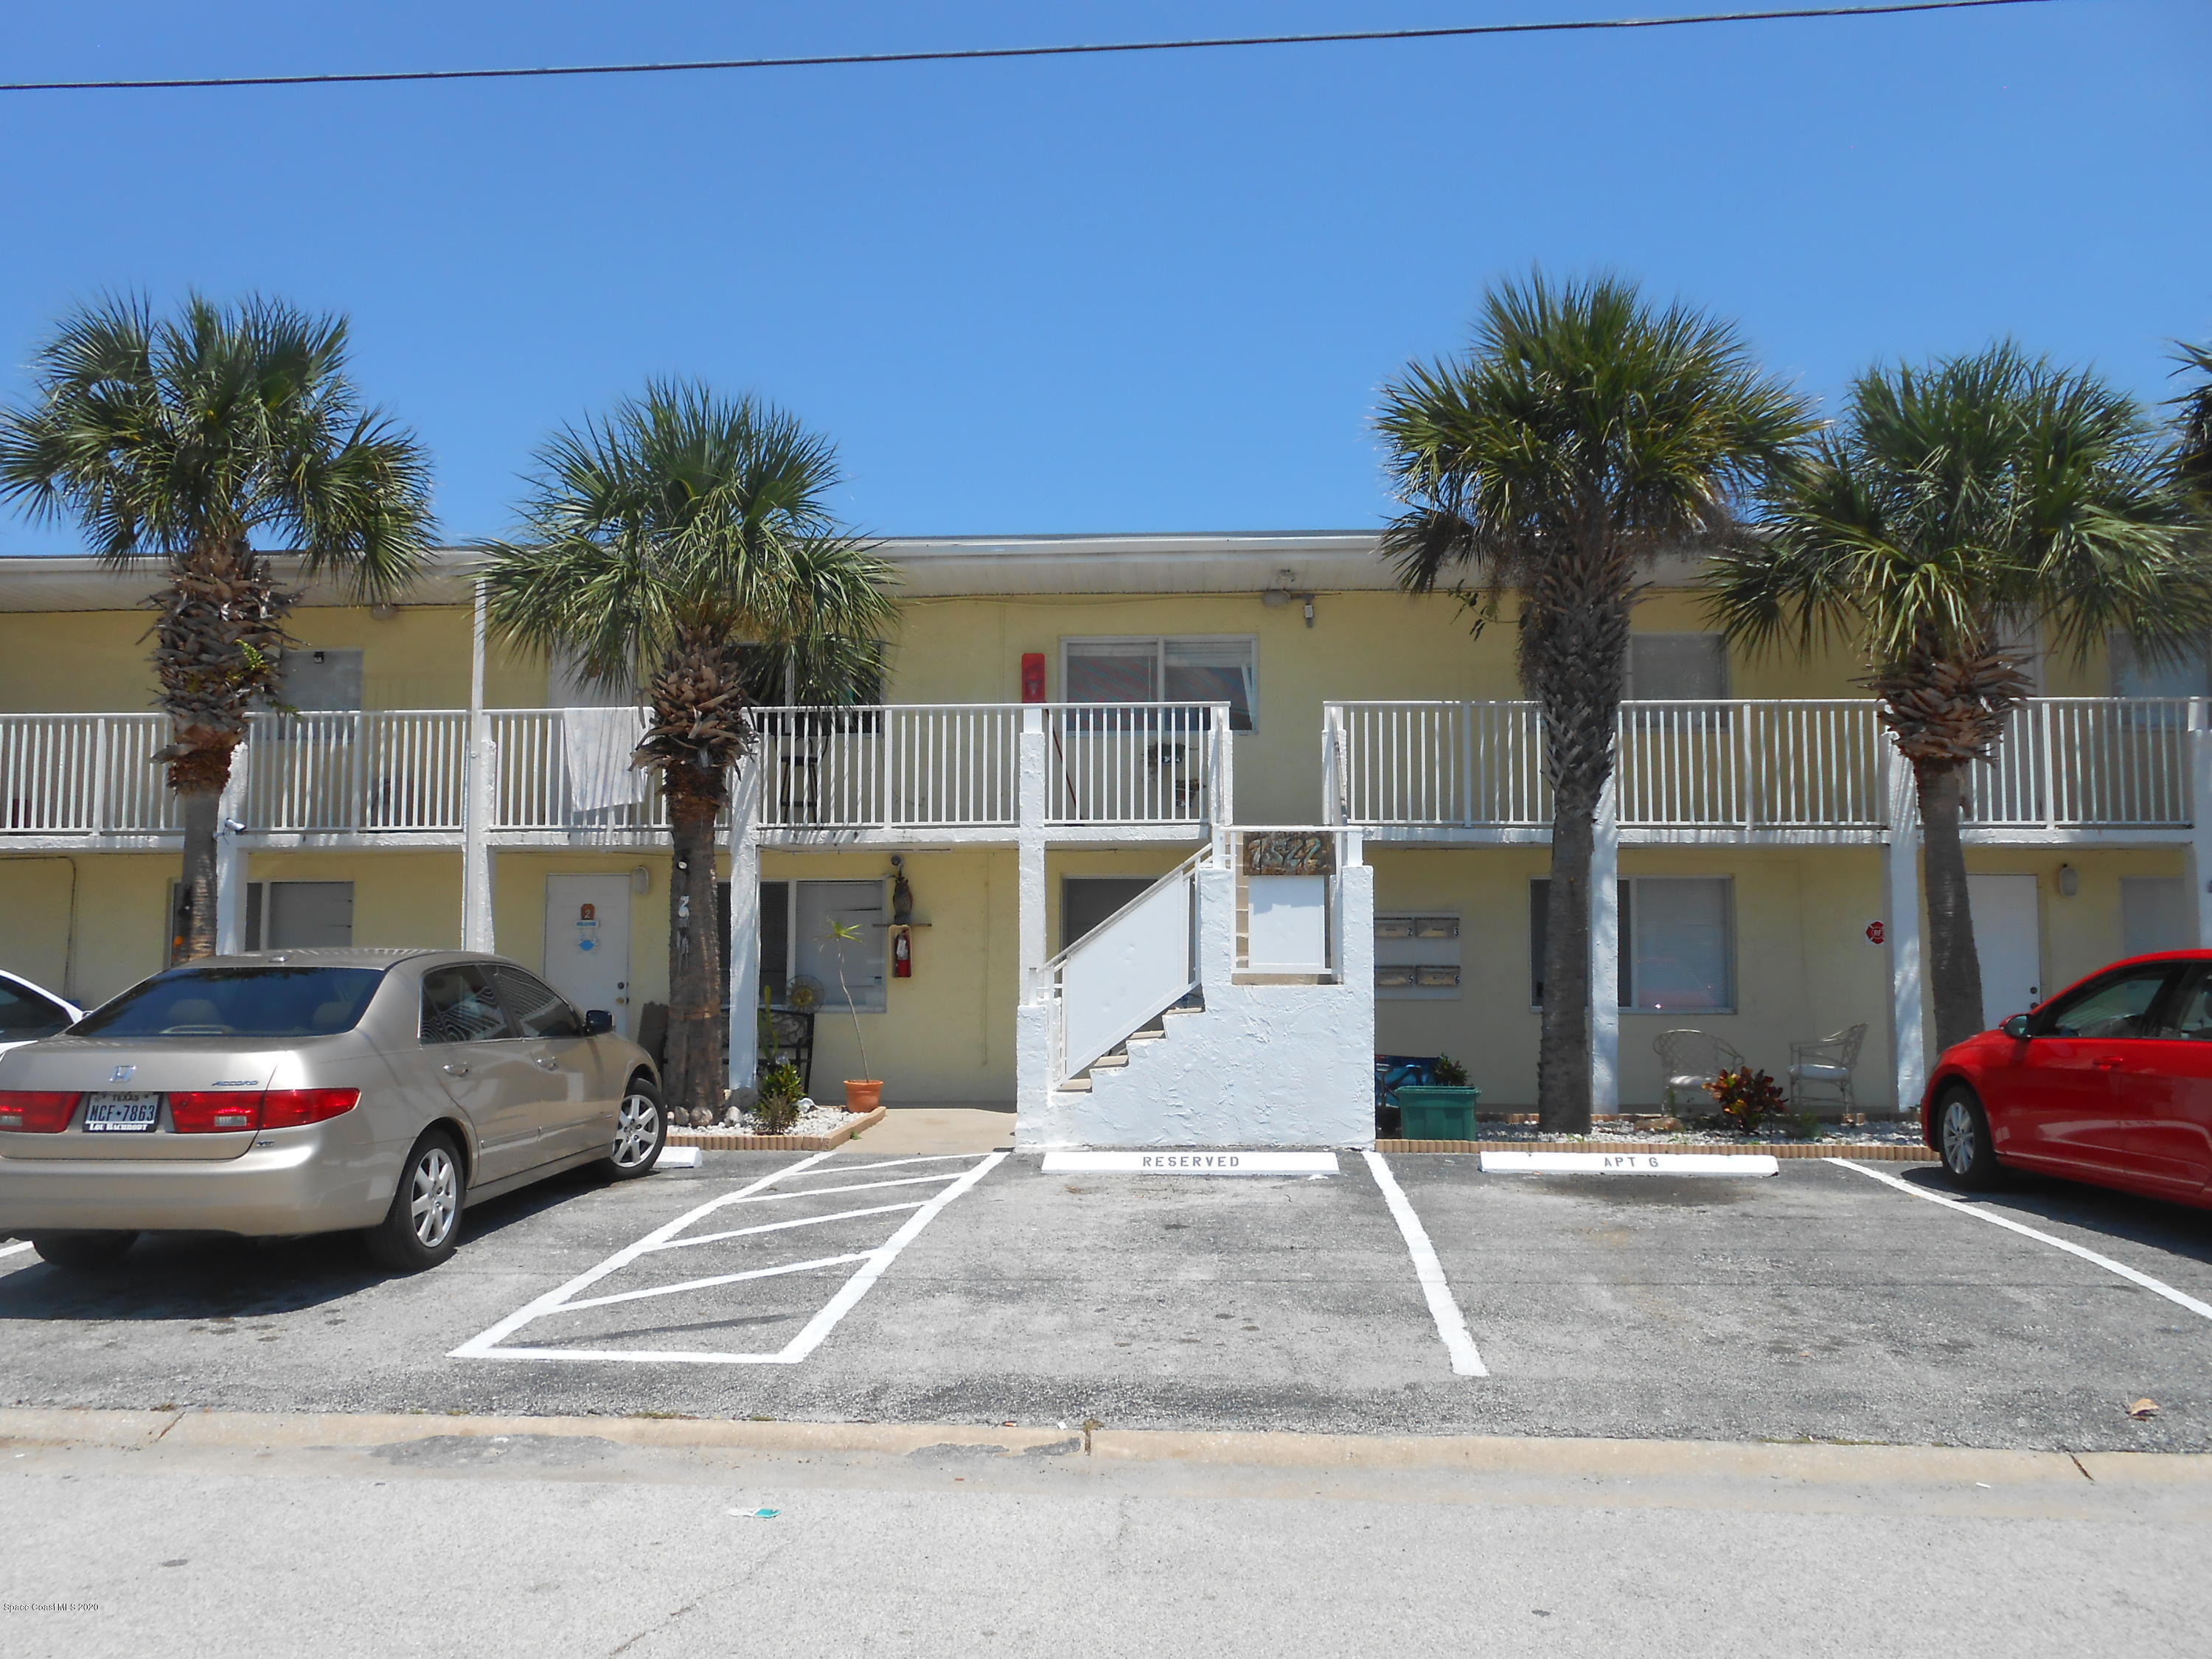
left=0, top=295, right=434, bottom=959
left=1376, top=274, right=1815, bottom=1132
left=481, top=382, right=896, bottom=1123
left=2174, top=340, right=2212, bottom=503
left=1706, top=344, right=2212, bottom=1055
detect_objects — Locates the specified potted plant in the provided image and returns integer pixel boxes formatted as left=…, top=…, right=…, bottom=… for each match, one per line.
left=1392, top=1054, right=1480, bottom=1141
left=826, top=919, right=884, bottom=1113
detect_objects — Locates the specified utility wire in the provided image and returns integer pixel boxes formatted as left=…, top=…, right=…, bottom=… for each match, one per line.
left=0, top=1, right=2059, bottom=94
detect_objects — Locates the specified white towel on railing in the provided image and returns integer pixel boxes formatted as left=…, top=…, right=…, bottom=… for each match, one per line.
left=562, top=706, right=646, bottom=813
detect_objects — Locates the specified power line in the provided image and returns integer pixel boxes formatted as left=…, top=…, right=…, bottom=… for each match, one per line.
left=0, top=1, right=2059, bottom=95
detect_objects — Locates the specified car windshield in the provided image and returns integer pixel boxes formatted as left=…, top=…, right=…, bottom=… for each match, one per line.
left=69, top=966, right=387, bottom=1038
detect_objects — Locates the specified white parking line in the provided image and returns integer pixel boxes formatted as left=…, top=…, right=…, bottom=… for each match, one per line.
left=654, top=1201, right=927, bottom=1253
left=1362, top=1151, right=1487, bottom=1377
left=451, top=1150, right=1005, bottom=1365
left=1830, top=1158, right=2212, bottom=1323
left=0, top=1240, right=33, bottom=1260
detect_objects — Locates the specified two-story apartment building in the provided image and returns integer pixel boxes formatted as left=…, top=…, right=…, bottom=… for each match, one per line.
left=2, top=532, right=2207, bottom=1143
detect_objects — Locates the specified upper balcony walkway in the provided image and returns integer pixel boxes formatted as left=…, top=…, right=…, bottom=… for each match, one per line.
left=1324, top=698, right=2208, bottom=846
left=0, top=703, right=1232, bottom=851
left=3, top=695, right=2202, bottom=854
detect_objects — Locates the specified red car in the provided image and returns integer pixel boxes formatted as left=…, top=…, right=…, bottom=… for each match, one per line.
left=1922, top=950, right=2212, bottom=1208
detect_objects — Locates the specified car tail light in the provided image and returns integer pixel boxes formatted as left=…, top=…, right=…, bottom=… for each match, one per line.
left=167, top=1088, right=361, bottom=1133
left=169, top=1091, right=263, bottom=1133
left=0, top=1091, right=80, bottom=1133
left=260, top=1088, right=360, bottom=1128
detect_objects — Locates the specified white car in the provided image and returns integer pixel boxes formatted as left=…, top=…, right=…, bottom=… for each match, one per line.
left=0, top=969, right=80, bottom=1059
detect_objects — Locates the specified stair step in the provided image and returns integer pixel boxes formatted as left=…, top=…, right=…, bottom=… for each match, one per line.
left=1090, top=1052, right=1130, bottom=1069
left=1059, top=1076, right=1093, bottom=1093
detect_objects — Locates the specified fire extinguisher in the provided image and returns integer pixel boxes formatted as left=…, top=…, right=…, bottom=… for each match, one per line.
left=892, top=925, right=913, bottom=978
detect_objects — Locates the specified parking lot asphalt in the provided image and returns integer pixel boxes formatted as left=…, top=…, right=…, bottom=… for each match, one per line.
left=3, top=1150, right=2208, bottom=1450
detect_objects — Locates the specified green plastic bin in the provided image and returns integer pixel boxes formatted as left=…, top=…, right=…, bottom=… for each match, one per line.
left=1394, top=1085, right=1481, bottom=1141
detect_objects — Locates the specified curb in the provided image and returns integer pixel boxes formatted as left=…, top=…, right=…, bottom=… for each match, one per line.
left=0, top=1406, right=2199, bottom=1486
left=1376, top=1138, right=1935, bottom=1160
left=669, top=1106, right=886, bottom=1152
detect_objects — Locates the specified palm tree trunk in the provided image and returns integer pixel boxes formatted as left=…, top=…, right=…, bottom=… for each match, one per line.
left=662, top=764, right=728, bottom=1124
left=170, top=745, right=237, bottom=961
left=1916, top=760, right=1986, bottom=1053
left=1540, top=799, right=1597, bottom=1132
left=153, top=536, right=285, bottom=961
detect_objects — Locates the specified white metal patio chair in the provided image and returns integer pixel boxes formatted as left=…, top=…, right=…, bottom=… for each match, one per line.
left=1787, top=1023, right=1868, bottom=1110
left=1653, top=1029, right=1748, bottom=1112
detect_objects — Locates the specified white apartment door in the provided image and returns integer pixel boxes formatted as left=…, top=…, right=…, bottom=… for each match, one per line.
left=543, top=874, right=633, bottom=1034
left=1966, top=874, right=2042, bottom=1026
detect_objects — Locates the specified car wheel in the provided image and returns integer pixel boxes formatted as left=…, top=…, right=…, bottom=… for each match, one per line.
left=29, top=1231, right=139, bottom=1269
left=1936, top=1088, right=2003, bottom=1189
left=605, top=1078, right=666, bottom=1181
left=365, top=1130, right=465, bottom=1272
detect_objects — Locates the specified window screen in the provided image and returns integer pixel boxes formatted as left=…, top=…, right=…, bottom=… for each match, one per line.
left=1630, top=879, right=1732, bottom=1012
left=1163, top=640, right=1256, bottom=731
left=1064, top=640, right=1158, bottom=704
left=266, top=883, right=353, bottom=949
left=1627, top=635, right=1728, bottom=700
left=277, top=648, right=365, bottom=712
left=793, top=880, right=886, bottom=1012
left=1530, top=877, right=1731, bottom=1012
left=2122, top=877, right=2188, bottom=959
left=2110, top=633, right=2211, bottom=699
left=1063, top=637, right=1258, bottom=731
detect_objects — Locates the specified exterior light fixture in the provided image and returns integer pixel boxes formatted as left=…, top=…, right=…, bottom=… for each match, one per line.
left=2056, top=863, right=2079, bottom=897
left=630, top=866, right=652, bottom=894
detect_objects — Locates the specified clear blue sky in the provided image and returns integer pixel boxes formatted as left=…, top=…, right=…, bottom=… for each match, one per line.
left=0, top=1, right=2203, bottom=548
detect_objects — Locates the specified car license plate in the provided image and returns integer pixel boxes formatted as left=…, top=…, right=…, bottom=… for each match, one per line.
left=83, top=1091, right=161, bottom=1133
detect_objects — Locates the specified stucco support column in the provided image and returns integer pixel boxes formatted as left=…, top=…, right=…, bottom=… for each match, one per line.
left=215, top=743, right=250, bottom=955
left=726, top=758, right=764, bottom=1092
left=1882, top=743, right=1927, bottom=1113
left=1014, top=707, right=1051, bottom=1124
left=2187, top=699, right=2212, bottom=949
left=1017, top=707, right=1048, bottom=986
left=1589, top=775, right=1621, bottom=1114
left=460, top=580, right=496, bottom=953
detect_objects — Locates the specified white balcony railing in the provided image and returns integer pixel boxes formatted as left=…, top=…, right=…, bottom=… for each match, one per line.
left=0, top=713, right=175, bottom=834
left=1326, top=698, right=2199, bottom=834
left=0, top=702, right=1228, bottom=839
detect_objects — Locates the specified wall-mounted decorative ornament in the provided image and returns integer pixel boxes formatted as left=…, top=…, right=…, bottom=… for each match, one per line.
left=1242, top=830, right=1334, bottom=877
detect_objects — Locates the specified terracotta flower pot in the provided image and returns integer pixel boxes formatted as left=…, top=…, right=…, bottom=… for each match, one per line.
left=843, top=1080, right=884, bottom=1113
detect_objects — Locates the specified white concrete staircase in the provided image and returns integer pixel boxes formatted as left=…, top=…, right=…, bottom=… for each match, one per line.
left=1016, top=839, right=1375, bottom=1147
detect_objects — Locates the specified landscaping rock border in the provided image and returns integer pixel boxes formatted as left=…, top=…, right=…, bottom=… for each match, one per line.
left=1375, top=1138, right=1934, bottom=1159
left=668, top=1106, right=886, bottom=1153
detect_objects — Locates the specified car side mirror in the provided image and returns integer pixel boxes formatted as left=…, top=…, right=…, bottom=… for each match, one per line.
left=583, top=1009, right=614, bottom=1035
left=2001, top=1014, right=2032, bottom=1040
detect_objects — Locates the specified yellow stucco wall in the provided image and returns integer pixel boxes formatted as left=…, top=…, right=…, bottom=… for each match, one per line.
left=757, top=847, right=1018, bottom=1106
left=1, top=587, right=2116, bottom=728
left=1370, top=844, right=1899, bottom=1109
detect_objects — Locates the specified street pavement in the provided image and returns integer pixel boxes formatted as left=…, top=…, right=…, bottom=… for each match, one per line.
left=6, top=1416, right=2209, bottom=1659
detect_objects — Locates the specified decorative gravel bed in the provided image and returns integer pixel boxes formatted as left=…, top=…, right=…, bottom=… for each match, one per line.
left=722, top=1101, right=859, bottom=1138
left=1467, top=1119, right=1925, bottom=1147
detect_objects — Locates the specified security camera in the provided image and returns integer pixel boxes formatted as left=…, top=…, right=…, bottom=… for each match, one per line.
left=220, top=818, right=246, bottom=834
